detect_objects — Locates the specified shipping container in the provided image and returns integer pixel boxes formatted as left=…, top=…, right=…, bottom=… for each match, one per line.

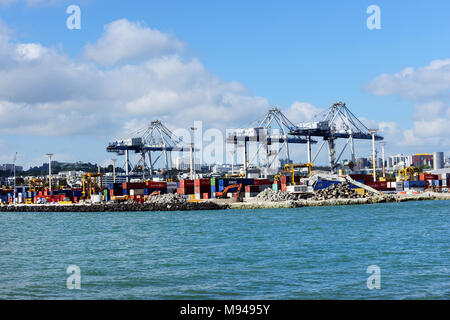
left=219, top=179, right=238, bottom=187
left=177, top=187, right=194, bottom=195
left=146, top=181, right=167, bottom=189
left=195, top=179, right=210, bottom=187
left=314, top=179, right=341, bottom=190
left=404, top=180, right=426, bottom=188
left=122, top=182, right=147, bottom=189
left=419, top=174, right=438, bottom=181
left=245, top=192, right=259, bottom=198
left=180, top=179, right=194, bottom=188
left=253, top=179, right=271, bottom=186
left=244, top=185, right=259, bottom=193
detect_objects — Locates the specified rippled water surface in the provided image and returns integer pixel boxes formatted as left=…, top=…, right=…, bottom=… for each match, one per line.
left=0, top=200, right=449, bottom=299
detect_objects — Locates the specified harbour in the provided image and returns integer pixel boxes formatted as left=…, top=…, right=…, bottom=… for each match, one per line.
left=2, top=103, right=450, bottom=211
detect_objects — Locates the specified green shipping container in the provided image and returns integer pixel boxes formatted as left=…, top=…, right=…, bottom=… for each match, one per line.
left=272, top=183, right=279, bottom=191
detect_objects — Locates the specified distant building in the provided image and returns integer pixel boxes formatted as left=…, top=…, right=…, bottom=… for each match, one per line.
left=58, top=170, right=84, bottom=177
left=212, top=163, right=233, bottom=175
left=355, top=157, right=368, bottom=170
left=102, top=174, right=127, bottom=187
left=280, top=158, right=293, bottom=167
left=387, top=154, right=411, bottom=169
left=411, top=154, right=433, bottom=168
left=174, top=157, right=201, bottom=171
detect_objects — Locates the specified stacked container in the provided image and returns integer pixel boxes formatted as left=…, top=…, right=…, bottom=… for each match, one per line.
left=177, top=179, right=194, bottom=195
left=244, top=185, right=259, bottom=198
left=195, top=179, right=211, bottom=199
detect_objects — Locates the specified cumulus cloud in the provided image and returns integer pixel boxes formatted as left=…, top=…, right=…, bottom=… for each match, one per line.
left=0, top=18, right=270, bottom=139
left=365, top=59, right=450, bottom=150
left=284, top=101, right=323, bottom=124
left=365, top=59, right=450, bottom=100
left=83, top=19, right=185, bottom=66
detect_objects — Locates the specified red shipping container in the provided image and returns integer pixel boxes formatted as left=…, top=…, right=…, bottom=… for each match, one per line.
left=146, top=181, right=167, bottom=189
left=419, top=174, right=438, bottom=181
left=180, top=180, right=194, bottom=188
left=253, top=179, right=271, bottom=186
left=195, top=186, right=210, bottom=194
left=177, top=187, right=194, bottom=195
left=280, top=176, right=287, bottom=184
left=203, top=193, right=210, bottom=199
left=122, top=182, right=147, bottom=189
left=245, top=185, right=259, bottom=193
left=194, top=179, right=211, bottom=187
left=281, top=184, right=287, bottom=192
left=366, top=181, right=388, bottom=190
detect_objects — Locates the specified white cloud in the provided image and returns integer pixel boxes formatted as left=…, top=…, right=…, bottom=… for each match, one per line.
left=365, top=58, right=450, bottom=151
left=0, top=18, right=271, bottom=140
left=15, top=43, right=48, bottom=61
left=83, top=19, right=185, bottom=66
left=284, top=101, right=323, bottom=124
left=365, top=58, right=450, bottom=99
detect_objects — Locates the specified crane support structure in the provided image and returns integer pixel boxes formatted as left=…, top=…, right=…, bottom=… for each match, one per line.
left=290, top=102, right=384, bottom=172
left=226, top=108, right=317, bottom=177
left=107, top=120, right=197, bottom=180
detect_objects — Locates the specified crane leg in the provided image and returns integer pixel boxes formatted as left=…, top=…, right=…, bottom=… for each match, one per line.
left=327, top=138, right=336, bottom=173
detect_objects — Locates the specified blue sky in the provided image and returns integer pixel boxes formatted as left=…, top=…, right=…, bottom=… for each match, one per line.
left=1, top=0, right=450, bottom=169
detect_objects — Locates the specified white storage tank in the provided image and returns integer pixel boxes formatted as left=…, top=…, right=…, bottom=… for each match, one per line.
left=433, top=152, right=444, bottom=170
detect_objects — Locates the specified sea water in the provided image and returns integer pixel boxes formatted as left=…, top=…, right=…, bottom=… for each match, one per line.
left=0, top=200, right=448, bottom=299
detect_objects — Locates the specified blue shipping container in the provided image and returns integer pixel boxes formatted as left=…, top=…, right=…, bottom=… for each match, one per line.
left=314, top=179, right=341, bottom=190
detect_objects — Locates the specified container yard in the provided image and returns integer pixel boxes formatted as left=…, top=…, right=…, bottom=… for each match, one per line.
left=2, top=102, right=450, bottom=211
left=2, top=168, right=450, bottom=212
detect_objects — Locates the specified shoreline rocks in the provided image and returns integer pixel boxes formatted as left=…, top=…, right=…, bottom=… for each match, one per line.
left=1, top=192, right=449, bottom=212
left=0, top=201, right=228, bottom=212
left=255, top=189, right=296, bottom=202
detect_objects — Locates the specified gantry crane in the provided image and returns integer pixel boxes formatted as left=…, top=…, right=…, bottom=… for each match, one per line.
left=226, top=108, right=317, bottom=177
left=290, top=102, right=384, bottom=172
left=107, top=120, right=196, bottom=180
left=28, top=178, right=46, bottom=192
left=398, top=166, right=419, bottom=181
left=81, top=173, right=103, bottom=199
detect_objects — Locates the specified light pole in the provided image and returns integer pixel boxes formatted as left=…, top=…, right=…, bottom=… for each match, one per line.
left=369, top=130, right=377, bottom=182
left=229, top=148, right=236, bottom=175
left=13, top=152, right=17, bottom=205
left=190, top=127, right=197, bottom=180
left=46, top=154, right=54, bottom=192
left=112, top=158, right=117, bottom=183
left=380, top=142, right=386, bottom=178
